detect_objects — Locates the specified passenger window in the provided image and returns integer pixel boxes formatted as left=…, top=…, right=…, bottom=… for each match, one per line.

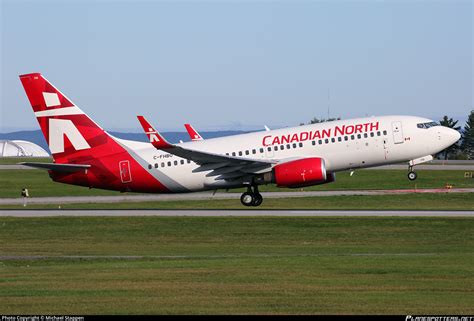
left=293, top=143, right=297, bottom=148
left=180, top=160, right=184, bottom=165
left=364, top=133, right=368, bottom=138
left=161, top=162, right=165, bottom=167
left=238, top=151, right=243, bottom=156
left=351, top=135, right=355, bottom=140
left=274, top=146, right=278, bottom=151
left=252, top=149, right=256, bottom=154
left=299, top=142, right=303, bottom=147
left=167, top=161, right=171, bottom=166
left=325, top=139, right=329, bottom=144
left=280, top=145, right=284, bottom=150
left=154, top=163, right=158, bottom=168
left=286, top=144, right=290, bottom=149
left=338, top=137, right=342, bottom=142
left=259, top=148, right=264, bottom=153
left=370, top=132, right=374, bottom=137
left=344, top=136, right=348, bottom=141
left=232, top=152, right=236, bottom=156
left=357, top=134, right=361, bottom=139
left=312, top=141, right=316, bottom=146
left=245, top=150, right=249, bottom=155
left=331, top=138, right=335, bottom=143
left=377, top=132, right=381, bottom=136
left=318, top=140, right=322, bottom=144
left=187, top=159, right=191, bottom=164
left=148, top=164, right=152, bottom=170
left=383, top=130, right=387, bottom=135
left=174, top=161, right=178, bottom=166
left=225, top=153, right=229, bottom=156
left=267, top=147, right=272, bottom=152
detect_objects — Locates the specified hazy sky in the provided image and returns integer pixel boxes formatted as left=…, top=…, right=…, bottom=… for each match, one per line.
left=1, top=0, right=472, bottom=132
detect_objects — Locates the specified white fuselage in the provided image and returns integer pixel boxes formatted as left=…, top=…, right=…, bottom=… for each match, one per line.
left=115, top=115, right=460, bottom=192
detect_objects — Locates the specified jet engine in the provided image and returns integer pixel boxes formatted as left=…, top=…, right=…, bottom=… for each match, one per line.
left=254, top=157, right=335, bottom=188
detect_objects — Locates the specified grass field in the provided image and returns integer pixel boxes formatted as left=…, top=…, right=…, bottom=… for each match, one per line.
left=1, top=168, right=473, bottom=198
left=0, top=216, right=472, bottom=314
left=0, top=157, right=52, bottom=165
left=1, top=193, right=473, bottom=210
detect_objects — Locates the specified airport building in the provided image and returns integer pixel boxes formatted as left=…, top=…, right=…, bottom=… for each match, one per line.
left=0, top=140, right=49, bottom=157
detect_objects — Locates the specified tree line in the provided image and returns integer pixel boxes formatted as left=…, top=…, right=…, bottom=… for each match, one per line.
left=439, top=110, right=473, bottom=160
left=302, top=110, right=474, bottom=160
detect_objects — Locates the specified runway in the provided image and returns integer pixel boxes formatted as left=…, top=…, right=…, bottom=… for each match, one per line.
left=1, top=209, right=473, bottom=217
left=1, top=188, right=473, bottom=205
left=2, top=164, right=474, bottom=170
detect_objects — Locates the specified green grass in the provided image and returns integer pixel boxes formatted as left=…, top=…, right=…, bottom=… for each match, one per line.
left=0, top=157, right=52, bottom=165
left=0, top=169, right=122, bottom=198
left=1, top=193, right=473, bottom=210
left=0, top=217, right=472, bottom=314
left=1, top=169, right=473, bottom=198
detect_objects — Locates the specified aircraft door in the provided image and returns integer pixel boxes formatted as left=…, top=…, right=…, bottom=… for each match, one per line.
left=392, top=121, right=404, bottom=144
left=119, top=160, right=132, bottom=183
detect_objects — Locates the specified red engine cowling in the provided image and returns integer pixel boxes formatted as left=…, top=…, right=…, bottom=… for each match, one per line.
left=273, top=157, right=330, bottom=188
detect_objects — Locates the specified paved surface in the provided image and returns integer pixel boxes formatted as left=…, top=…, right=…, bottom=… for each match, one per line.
left=2, top=163, right=474, bottom=170
left=367, top=164, right=474, bottom=170
left=1, top=188, right=473, bottom=205
left=1, top=209, right=473, bottom=217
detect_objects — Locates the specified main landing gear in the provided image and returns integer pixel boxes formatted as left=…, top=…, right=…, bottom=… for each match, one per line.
left=408, top=165, right=417, bottom=181
left=240, top=185, right=263, bottom=207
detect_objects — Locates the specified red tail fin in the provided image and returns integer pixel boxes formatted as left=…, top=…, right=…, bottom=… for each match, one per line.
left=137, top=116, right=173, bottom=149
left=18, top=73, right=170, bottom=193
left=184, top=123, right=203, bottom=141
left=19, top=73, right=115, bottom=164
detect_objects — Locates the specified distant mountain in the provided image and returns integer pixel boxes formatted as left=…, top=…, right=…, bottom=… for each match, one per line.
left=0, top=129, right=250, bottom=153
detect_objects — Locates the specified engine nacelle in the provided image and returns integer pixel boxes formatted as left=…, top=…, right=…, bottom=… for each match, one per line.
left=273, top=157, right=332, bottom=188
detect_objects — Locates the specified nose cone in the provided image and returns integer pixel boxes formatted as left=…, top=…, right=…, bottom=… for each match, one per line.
left=444, top=127, right=461, bottom=146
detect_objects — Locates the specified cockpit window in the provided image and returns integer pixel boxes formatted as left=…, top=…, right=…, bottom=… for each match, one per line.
left=417, top=121, right=439, bottom=129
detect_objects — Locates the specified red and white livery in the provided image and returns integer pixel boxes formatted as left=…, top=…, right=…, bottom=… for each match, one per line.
left=184, top=123, right=203, bottom=141
left=19, top=73, right=461, bottom=206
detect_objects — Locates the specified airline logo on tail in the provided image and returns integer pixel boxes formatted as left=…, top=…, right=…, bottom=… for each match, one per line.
left=40, top=91, right=91, bottom=154
left=20, top=73, right=92, bottom=155
left=48, top=118, right=91, bottom=154
left=146, top=128, right=160, bottom=143
left=43, top=92, right=61, bottom=107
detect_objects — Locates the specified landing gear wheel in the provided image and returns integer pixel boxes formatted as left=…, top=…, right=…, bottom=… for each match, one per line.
left=408, top=171, right=417, bottom=181
left=240, top=185, right=264, bottom=207
left=240, top=192, right=255, bottom=206
left=252, top=193, right=263, bottom=207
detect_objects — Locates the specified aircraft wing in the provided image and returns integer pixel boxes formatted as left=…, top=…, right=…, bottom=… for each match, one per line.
left=137, top=116, right=275, bottom=180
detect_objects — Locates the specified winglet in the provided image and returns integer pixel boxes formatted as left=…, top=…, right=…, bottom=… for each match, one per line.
left=137, top=116, right=173, bottom=149
left=184, top=123, right=203, bottom=141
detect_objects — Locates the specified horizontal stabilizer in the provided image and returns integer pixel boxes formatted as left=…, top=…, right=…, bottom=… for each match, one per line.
left=19, top=162, right=91, bottom=172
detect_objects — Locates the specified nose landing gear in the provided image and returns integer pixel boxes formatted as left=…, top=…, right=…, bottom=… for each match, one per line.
left=240, top=185, right=263, bottom=207
left=408, top=165, right=417, bottom=181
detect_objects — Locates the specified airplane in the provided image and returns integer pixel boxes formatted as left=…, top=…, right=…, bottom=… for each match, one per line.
left=18, top=73, right=461, bottom=206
